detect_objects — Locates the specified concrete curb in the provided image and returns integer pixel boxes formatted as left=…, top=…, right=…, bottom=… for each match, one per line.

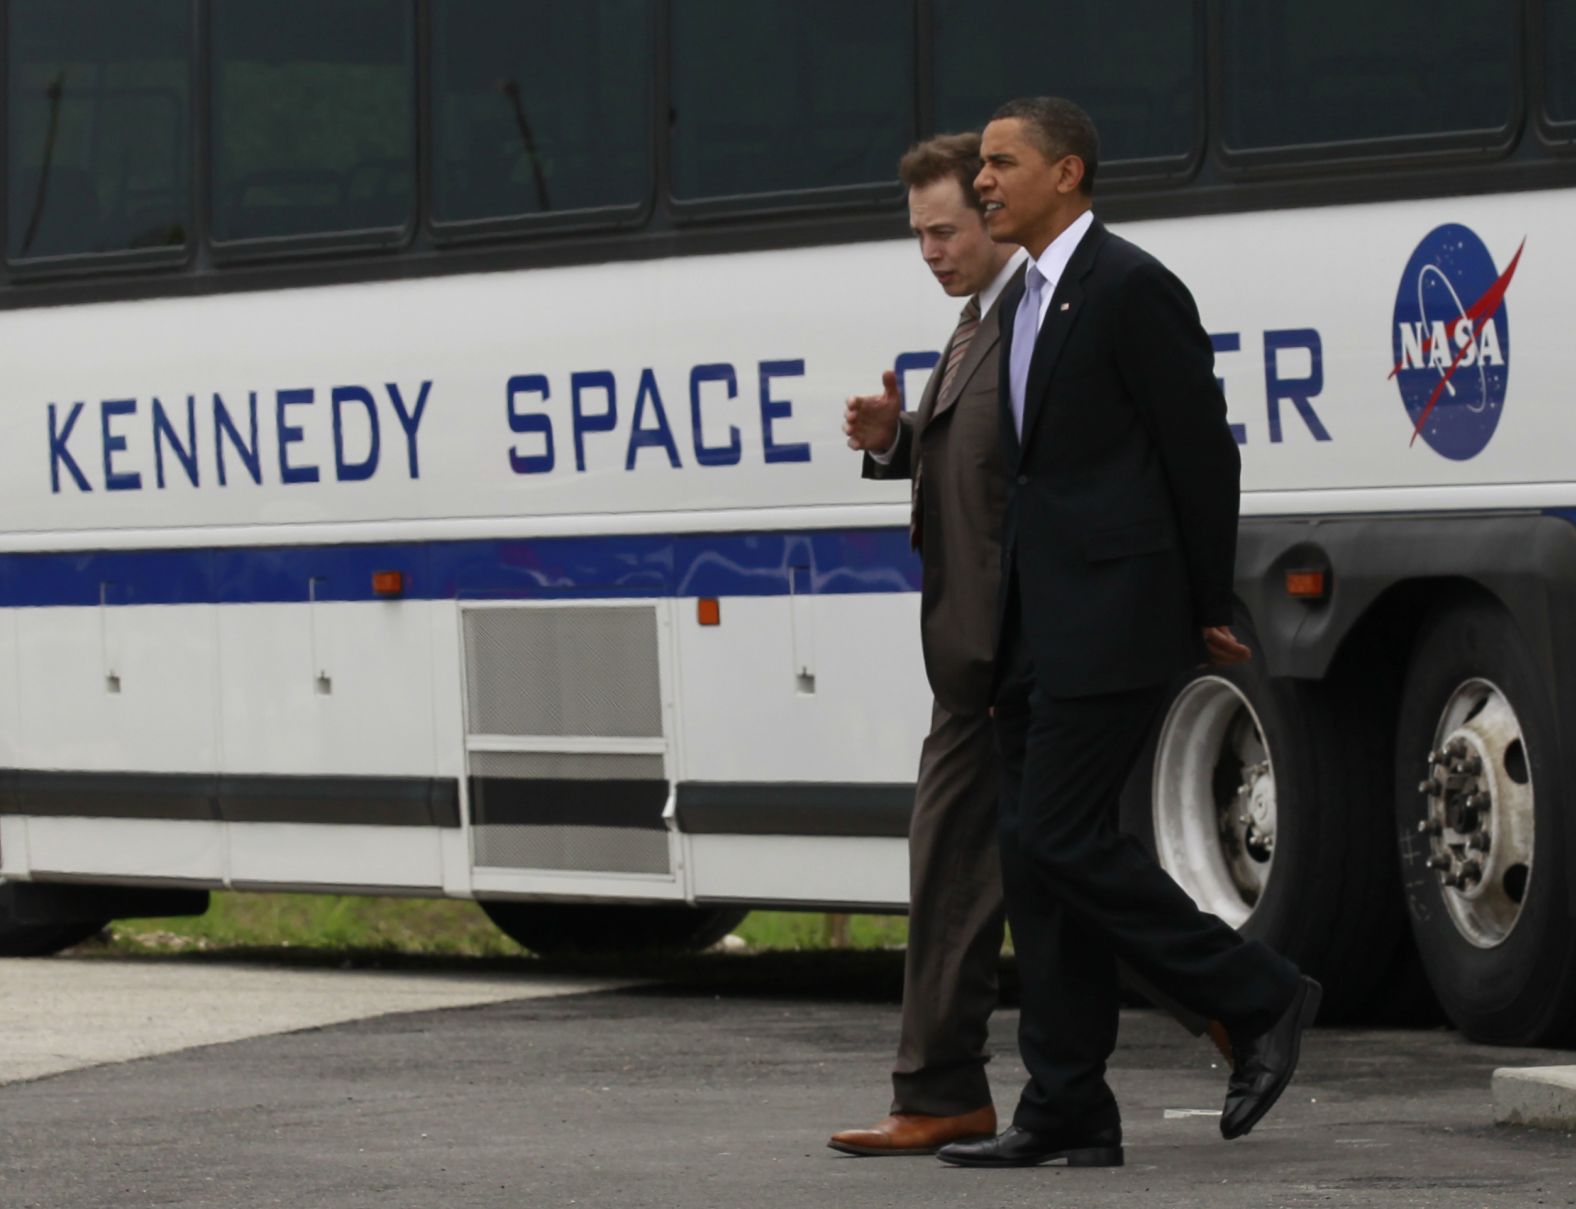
left=1492, top=1065, right=1576, bottom=1130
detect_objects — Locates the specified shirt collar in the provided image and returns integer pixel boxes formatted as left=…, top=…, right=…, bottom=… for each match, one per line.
left=977, top=248, right=1029, bottom=317
left=1028, top=209, right=1095, bottom=294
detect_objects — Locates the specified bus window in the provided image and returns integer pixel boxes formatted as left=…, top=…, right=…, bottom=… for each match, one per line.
left=1549, top=0, right=1576, bottom=126
left=932, top=0, right=1197, bottom=170
left=211, top=0, right=414, bottom=246
left=1220, top=1, right=1516, bottom=152
left=5, top=0, right=191, bottom=264
left=429, top=0, right=651, bottom=228
left=669, top=0, right=912, bottom=204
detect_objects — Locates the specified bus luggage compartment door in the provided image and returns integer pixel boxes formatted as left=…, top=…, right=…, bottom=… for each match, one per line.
left=459, top=602, right=681, bottom=897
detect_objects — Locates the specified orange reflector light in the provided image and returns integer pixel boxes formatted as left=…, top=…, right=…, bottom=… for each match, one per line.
left=372, top=570, right=405, bottom=597
left=1285, top=569, right=1327, bottom=599
left=698, top=598, right=721, bottom=626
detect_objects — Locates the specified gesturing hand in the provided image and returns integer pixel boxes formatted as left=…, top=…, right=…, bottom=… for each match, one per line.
left=1203, top=626, right=1252, bottom=666
left=843, top=369, right=902, bottom=452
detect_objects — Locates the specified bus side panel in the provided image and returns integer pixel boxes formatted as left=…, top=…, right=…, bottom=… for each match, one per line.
left=674, top=592, right=928, bottom=785
left=676, top=591, right=925, bottom=909
left=14, top=603, right=220, bottom=773
left=24, top=817, right=226, bottom=885
left=216, top=600, right=437, bottom=777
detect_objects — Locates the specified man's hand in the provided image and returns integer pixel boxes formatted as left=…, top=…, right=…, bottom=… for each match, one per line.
left=1203, top=626, right=1252, bottom=666
left=844, top=369, right=902, bottom=452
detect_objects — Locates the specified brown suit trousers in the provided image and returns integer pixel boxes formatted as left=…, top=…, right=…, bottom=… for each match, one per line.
left=864, top=294, right=1012, bottom=1114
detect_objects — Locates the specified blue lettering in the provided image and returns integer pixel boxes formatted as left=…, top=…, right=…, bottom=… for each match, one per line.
left=152, top=395, right=200, bottom=488
left=213, top=392, right=262, bottom=486
left=48, top=402, right=92, bottom=493
left=507, top=374, right=554, bottom=475
left=571, top=370, right=617, bottom=472
left=1209, top=332, right=1248, bottom=446
left=759, top=359, right=810, bottom=464
left=276, top=388, right=320, bottom=485
left=690, top=363, right=741, bottom=468
left=892, top=350, right=942, bottom=410
left=1263, top=329, right=1331, bottom=443
left=101, top=399, right=142, bottom=492
left=625, top=368, right=681, bottom=470
left=386, top=380, right=431, bottom=479
left=331, top=385, right=381, bottom=483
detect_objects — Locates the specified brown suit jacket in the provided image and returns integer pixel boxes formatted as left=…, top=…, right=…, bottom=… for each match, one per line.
left=864, top=284, right=1015, bottom=716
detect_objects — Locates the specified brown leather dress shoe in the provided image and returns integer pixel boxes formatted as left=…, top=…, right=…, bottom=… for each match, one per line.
left=827, top=1106, right=997, bottom=1156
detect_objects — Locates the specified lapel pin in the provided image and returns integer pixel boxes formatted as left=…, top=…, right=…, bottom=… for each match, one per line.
left=1059, top=302, right=1070, bottom=311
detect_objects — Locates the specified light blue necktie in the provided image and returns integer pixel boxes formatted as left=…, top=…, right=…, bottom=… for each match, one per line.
left=1009, top=265, right=1046, bottom=440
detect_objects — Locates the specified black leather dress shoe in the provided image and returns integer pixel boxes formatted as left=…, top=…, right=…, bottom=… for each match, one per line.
left=1221, top=975, right=1323, bottom=1140
left=936, top=1124, right=1123, bottom=1168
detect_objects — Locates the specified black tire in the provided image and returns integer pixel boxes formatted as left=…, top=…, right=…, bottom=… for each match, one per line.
left=1393, top=598, right=1576, bottom=1046
left=0, top=881, right=107, bottom=957
left=1120, top=612, right=1407, bottom=1021
left=480, top=900, right=749, bottom=957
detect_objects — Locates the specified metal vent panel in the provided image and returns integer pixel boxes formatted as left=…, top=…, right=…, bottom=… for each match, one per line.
left=463, top=606, right=663, bottom=738
left=472, top=824, right=671, bottom=874
left=467, top=750, right=665, bottom=782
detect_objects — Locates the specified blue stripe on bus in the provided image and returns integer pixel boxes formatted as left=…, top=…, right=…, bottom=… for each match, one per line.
left=0, top=528, right=920, bottom=607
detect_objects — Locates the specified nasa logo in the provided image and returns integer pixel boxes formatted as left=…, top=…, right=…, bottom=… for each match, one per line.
left=1390, top=223, right=1523, bottom=461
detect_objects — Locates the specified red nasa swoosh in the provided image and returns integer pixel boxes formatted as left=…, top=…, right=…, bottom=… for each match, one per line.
left=1389, top=238, right=1525, bottom=446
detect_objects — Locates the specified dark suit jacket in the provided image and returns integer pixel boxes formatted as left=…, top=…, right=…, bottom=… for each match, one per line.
left=995, top=217, right=1240, bottom=698
left=864, top=282, right=1018, bottom=716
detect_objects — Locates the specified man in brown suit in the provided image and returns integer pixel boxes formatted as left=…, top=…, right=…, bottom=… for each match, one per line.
left=828, top=133, right=1023, bottom=1156
left=828, top=133, right=1226, bottom=1158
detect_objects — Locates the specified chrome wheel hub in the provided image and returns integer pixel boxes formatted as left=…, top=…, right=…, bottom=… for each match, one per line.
left=1416, top=679, right=1534, bottom=948
left=1153, top=676, right=1276, bottom=928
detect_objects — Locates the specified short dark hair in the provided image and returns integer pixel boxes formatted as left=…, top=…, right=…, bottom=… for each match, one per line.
left=898, top=131, right=984, bottom=213
left=990, top=96, right=1099, bottom=195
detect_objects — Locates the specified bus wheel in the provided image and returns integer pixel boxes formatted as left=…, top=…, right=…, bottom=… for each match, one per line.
left=480, top=901, right=748, bottom=957
left=0, top=882, right=107, bottom=956
left=1394, top=600, right=1576, bottom=1045
left=1121, top=618, right=1403, bottom=1020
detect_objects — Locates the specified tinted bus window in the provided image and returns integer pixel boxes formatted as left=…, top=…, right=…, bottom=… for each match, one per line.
left=1221, top=2, right=1515, bottom=151
left=6, top=0, right=190, bottom=262
left=211, top=0, right=414, bottom=244
left=670, top=0, right=911, bottom=201
left=1550, top=0, right=1576, bottom=124
left=933, top=0, right=1196, bottom=165
left=430, top=0, right=650, bottom=225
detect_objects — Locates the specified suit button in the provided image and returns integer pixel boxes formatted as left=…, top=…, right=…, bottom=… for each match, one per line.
left=1016, top=474, right=1030, bottom=486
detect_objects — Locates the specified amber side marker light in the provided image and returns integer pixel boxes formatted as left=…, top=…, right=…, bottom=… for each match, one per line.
left=1285, top=569, right=1328, bottom=600
left=698, top=598, right=721, bottom=626
left=372, top=571, right=405, bottom=597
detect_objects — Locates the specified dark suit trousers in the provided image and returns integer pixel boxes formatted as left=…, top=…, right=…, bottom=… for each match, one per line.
left=891, top=699, right=1006, bottom=1116
left=994, top=627, right=1300, bottom=1134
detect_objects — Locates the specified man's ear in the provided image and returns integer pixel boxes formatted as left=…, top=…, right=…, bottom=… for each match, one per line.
left=1056, top=155, right=1086, bottom=196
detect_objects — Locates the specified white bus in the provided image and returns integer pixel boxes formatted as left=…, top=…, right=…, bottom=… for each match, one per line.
left=2, top=0, right=1573, bottom=1046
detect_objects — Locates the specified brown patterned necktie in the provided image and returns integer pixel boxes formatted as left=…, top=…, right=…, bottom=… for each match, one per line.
left=911, top=295, right=983, bottom=551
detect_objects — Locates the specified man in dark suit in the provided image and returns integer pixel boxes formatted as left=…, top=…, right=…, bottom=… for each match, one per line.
left=937, top=97, right=1321, bottom=1170
left=829, top=132, right=1023, bottom=1156
left=830, top=132, right=1227, bottom=1159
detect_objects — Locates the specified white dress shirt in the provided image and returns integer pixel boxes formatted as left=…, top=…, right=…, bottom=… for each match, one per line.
left=871, top=249, right=1028, bottom=464
left=1023, top=208, right=1095, bottom=337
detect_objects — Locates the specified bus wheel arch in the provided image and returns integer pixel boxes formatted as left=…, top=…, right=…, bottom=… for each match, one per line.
left=480, top=899, right=748, bottom=957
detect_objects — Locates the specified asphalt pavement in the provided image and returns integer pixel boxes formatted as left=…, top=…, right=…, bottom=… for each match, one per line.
left=1, top=955, right=1573, bottom=1209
